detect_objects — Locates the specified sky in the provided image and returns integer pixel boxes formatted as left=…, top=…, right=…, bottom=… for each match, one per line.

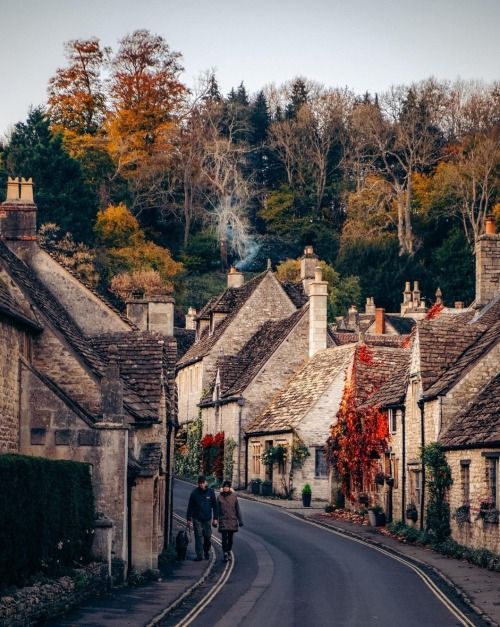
left=1, top=0, right=499, bottom=137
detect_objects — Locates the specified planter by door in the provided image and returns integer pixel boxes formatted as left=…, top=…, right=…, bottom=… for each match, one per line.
left=261, top=481, right=273, bottom=497
left=368, top=510, right=386, bottom=526
left=251, top=479, right=261, bottom=495
left=302, top=493, right=312, bottom=507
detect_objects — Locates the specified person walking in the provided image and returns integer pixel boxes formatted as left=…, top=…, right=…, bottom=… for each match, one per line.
left=187, top=476, right=218, bottom=561
left=217, top=480, right=243, bottom=561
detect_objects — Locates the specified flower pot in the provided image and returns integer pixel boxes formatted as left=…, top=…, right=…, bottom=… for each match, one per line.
left=368, top=510, right=386, bottom=526
left=261, top=481, right=273, bottom=497
left=251, top=479, right=261, bottom=495
left=480, top=509, right=499, bottom=524
left=302, top=493, right=312, bottom=507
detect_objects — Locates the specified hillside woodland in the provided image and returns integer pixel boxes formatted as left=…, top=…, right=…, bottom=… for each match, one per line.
left=1, top=30, right=499, bottom=317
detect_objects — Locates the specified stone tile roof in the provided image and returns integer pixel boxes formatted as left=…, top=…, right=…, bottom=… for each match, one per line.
left=139, top=442, right=163, bottom=475
left=177, top=271, right=269, bottom=367
left=439, top=373, right=500, bottom=448
left=280, top=281, right=308, bottom=308
left=0, top=241, right=159, bottom=422
left=246, top=345, right=355, bottom=435
left=0, top=274, right=41, bottom=331
left=91, top=331, right=176, bottom=420
left=420, top=299, right=500, bottom=397
left=357, top=346, right=412, bottom=409
left=174, top=327, right=196, bottom=360
left=202, top=308, right=308, bottom=402
left=354, top=345, right=412, bottom=407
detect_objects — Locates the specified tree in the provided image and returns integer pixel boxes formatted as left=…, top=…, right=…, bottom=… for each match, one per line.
left=47, top=38, right=108, bottom=135
left=1, top=108, right=97, bottom=242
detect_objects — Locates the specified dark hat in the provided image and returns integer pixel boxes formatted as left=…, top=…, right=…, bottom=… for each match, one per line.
left=222, top=480, right=231, bottom=488
left=197, top=475, right=206, bottom=484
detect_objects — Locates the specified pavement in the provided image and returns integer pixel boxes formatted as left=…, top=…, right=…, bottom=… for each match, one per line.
left=240, top=493, right=500, bottom=626
left=48, top=519, right=214, bottom=627
left=48, top=491, right=500, bottom=626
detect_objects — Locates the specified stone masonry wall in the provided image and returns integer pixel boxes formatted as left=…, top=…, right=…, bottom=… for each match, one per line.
left=447, top=449, right=500, bottom=554
left=0, top=562, right=109, bottom=627
left=0, top=318, right=23, bottom=452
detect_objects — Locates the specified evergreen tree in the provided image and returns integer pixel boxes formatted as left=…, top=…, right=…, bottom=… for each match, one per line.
left=1, top=108, right=97, bottom=242
left=285, top=78, right=309, bottom=119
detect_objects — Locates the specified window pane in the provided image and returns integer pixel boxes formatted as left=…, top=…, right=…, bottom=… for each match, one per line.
left=315, top=448, right=327, bottom=477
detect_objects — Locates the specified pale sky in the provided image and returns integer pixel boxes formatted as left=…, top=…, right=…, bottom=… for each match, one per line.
left=1, top=0, right=499, bottom=137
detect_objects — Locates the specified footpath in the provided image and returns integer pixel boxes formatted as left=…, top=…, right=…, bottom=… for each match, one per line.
left=48, top=519, right=213, bottom=627
left=240, top=493, right=500, bottom=627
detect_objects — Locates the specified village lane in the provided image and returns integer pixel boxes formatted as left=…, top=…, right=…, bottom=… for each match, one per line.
left=171, top=480, right=477, bottom=627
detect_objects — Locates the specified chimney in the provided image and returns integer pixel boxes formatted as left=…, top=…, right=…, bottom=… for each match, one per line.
left=365, top=296, right=376, bottom=315
left=475, top=215, right=500, bottom=307
left=375, top=308, right=385, bottom=335
left=454, top=301, right=464, bottom=309
left=126, top=293, right=175, bottom=336
left=308, top=266, right=328, bottom=358
left=227, top=266, right=244, bottom=289
left=100, top=345, right=123, bottom=423
left=412, top=281, right=421, bottom=307
left=185, top=307, right=197, bottom=330
left=0, top=177, right=37, bottom=244
left=347, top=305, right=359, bottom=331
left=300, top=246, right=318, bottom=295
left=435, top=287, right=443, bottom=305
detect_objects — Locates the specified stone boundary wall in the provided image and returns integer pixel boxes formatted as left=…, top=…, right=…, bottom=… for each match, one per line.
left=0, top=562, right=109, bottom=626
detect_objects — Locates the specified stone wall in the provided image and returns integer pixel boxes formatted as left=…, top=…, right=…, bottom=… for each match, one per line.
left=447, top=449, right=500, bottom=554
left=0, top=562, right=109, bottom=627
left=0, top=319, right=23, bottom=452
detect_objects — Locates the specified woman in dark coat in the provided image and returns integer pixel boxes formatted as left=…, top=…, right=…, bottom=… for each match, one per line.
left=217, top=480, right=243, bottom=561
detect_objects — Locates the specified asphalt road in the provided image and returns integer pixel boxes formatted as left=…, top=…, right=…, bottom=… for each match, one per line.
left=172, top=480, right=475, bottom=627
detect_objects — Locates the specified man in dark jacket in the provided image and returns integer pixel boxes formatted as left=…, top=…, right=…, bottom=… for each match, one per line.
left=187, top=476, right=218, bottom=560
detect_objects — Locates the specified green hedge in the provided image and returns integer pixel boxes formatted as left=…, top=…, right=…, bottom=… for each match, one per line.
left=0, top=454, right=95, bottom=587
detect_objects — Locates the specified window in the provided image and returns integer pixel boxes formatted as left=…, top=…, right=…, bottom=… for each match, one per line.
left=389, top=409, right=397, bottom=434
left=393, top=458, right=399, bottom=489
left=487, top=458, right=499, bottom=508
left=410, top=469, right=422, bottom=506
left=315, top=448, right=328, bottom=478
left=460, top=461, right=470, bottom=504
left=276, top=440, right=287, bottom=475
left=252, top=443, right=261, bottom=475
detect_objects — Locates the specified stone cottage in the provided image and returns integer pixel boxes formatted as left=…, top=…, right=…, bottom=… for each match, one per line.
left=366, top=216, right=499, bottom=552
left=0, top=177, right=178, bottom=577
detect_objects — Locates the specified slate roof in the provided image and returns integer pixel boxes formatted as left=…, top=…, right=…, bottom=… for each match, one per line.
left=246, top=345, right=355, bottom=435
left=0, top=274, right=41, bottom=331
left=177, top=271, right=269, bottom=368
left=420, top=299, right=500, bottom=396
left=280, top=281, right=308, bottom=308
left=202, top=307, right=308, bottom=402
left=0, top=241, right=160, bottom=422
left=439, top=373, right=500, bottom=449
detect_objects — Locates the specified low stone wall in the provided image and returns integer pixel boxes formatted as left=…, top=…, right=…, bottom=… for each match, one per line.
left=0, top=562, right=109, bottom=626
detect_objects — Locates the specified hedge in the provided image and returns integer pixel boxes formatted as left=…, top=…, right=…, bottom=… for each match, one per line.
left=0, top=454, right=95, bottom=587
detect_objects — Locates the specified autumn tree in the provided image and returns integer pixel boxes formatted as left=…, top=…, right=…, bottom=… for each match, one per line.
left=47, top=38, right=108, bottom=135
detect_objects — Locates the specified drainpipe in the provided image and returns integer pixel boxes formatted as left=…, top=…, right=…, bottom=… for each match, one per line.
left=418, top=399, right=425, bottom=531
left=244, top=435, right=249, bottom=489
left=164, top=419, right=174, bottom=546
left=237, top=397, right=245, bottom=489
left=401, top=406, right=406, bottom=524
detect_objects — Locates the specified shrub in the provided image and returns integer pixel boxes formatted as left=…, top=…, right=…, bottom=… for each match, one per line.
left=302, top=483, right=312, bottom=495
left=0, top=454, right=95, bottom=587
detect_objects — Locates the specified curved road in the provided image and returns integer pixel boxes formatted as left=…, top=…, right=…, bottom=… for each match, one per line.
left=170, top=480, right=478, bottom=627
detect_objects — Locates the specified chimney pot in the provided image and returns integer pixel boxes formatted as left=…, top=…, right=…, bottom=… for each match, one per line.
left=227, top=267, right=244, bottom=288
left=454, top=301, right=464, bottom=309
left=375, top=308, right=386, bottom=335
left=485, top=215, right=496, bottom=235
left=6, top=177, right=20, bottom=200
left=20, top=177, right=34, bottom=203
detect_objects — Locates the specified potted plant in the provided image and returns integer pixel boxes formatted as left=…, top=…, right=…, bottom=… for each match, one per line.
left=250, top=478, right=262, bottom=495
left=405, top=503, right=418, bottom=523
left=367, top=505, right=386, bottom=526
left=374, top=472, right=385, bottom=486
left=479, top=499, right=499, bottom=523
left=302, top=483, right=312, bottom=507
left=261, top=480, right=273, bottom=497
left=385, top=476, right=394, bottom=488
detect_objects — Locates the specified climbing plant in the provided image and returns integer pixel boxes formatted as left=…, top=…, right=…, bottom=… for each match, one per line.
left=201, top=432, right=225, bottom=481
left=174, top=415, right=202, bottom=479
left=421, top=443, right=453, bottom=542
left=223, top=437, right=237, bottom=482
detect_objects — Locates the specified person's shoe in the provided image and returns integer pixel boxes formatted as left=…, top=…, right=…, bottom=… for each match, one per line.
left=194, top=556, right=203, bottom=561
left=227, top=552, right=232, bottom=561
left=223, top=552, right=228, bottom=562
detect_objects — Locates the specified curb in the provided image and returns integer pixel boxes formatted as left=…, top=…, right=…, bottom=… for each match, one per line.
left=300, top=513, right=497, bottom=627
left=145, top=548, right=216, bottom=627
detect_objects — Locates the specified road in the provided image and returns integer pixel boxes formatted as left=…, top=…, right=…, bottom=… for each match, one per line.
left=170, top=480, right=478, bottom=627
